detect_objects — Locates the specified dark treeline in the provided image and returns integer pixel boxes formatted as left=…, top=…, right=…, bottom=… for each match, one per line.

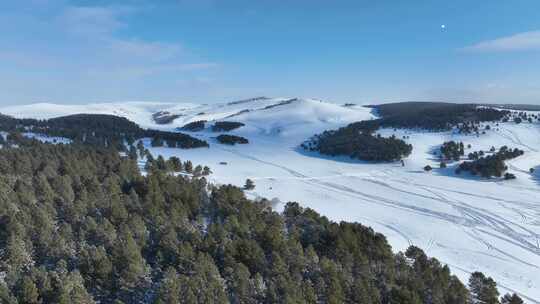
left=212, top=121, right=245, bottom=132
left=303, top=103, right=510, bottom=163
left=501, top=110, right=540, bottom=124
left=457, top=146, right=524, bottom=178
left=144, top=154, right=212, bottom=177
left=326, top=104, right=507, bottom=138
left=216, top=134, right=249, bottom=145
left=146, top=129, right=208, bottom=149
left=0, top=113, right=208, bottom=150
left=366, top=102, right=509, bottom=131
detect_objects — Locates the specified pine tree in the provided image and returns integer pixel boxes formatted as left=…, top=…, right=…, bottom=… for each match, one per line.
left=0, top=283, right=17, bottom=304
left=244, top=179, right=255, bottom=190
left=469, top=272, right=499, bottom=304
left=184, top=160, right=193, bottom=173
left=136, top=140, right=145, bottom=157
left=501, top=293, right=524, bottom=304
left=202, top=166, right=212, bottom=176
left=57, top=271, right=96, bottom=304
left=113, top=231, right=147, bottom=291
left=17, top=276, right=40, bottom=304
left=151, top=137, right=164, bottom=147
left=154, top=268, right=180, bottom=304
left=128, top=145, right=138, bottom=160
left=226, top=263, right=252, bottom=304
left=168, top=157, right=182, bottom=172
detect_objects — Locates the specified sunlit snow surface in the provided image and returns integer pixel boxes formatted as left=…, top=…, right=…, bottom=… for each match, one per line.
left=3, top=99, right=540, bottom=302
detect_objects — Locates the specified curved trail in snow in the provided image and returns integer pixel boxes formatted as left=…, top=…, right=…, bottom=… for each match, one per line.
left=209, top=123, right=540, bottom=300
left=219, top=147, right=540, bottom=271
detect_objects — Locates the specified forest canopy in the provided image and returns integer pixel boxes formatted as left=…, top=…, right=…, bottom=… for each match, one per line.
left=0, top=136, right=495, bottom=304
left=366, top=102, right=509, bottom=131
left=0, top=113, right=208, bottom=150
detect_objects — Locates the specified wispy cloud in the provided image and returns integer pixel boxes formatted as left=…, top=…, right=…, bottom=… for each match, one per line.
left=60, top=6, right=129, bottom=36
left=0, top=2, right=221, bottom=104
left=86, top=63, right=220, bottom=79
left=108, top=39, right=183, bottom=62
left=56, top=5, right=218, bottom=73
left=462, top=30, right=540, bottom=52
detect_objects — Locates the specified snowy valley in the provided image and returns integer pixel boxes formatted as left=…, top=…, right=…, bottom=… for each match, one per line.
left=2, top=98, right=540, bottom=302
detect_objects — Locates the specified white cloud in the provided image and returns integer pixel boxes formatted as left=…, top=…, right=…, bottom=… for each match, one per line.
left=108, top=39, right=183, bottom=62
left=0, top=3, right=222, bottom=104
left=86, top=63, right=219, bottom=79
left=56, top=5, right=219, bottom=76
left=463, top=30, right=540, bottom=52
left=60, top=6, right=128, bottom=36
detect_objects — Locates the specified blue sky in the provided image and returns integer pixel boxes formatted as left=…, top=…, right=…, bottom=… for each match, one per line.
left=1, top=0, right=540, bottom=105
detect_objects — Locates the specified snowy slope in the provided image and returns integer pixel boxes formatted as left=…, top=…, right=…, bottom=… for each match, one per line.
left=2, top=99, right=540, bottom=302
left=1, top=101, right=196, bottom=127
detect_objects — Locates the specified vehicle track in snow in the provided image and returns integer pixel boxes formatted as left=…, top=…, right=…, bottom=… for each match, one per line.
left=223, top=146, right=540, bottom=256
left=496, top=127, right=538, bottom=152
left=217, top=146, right=540, bottom=300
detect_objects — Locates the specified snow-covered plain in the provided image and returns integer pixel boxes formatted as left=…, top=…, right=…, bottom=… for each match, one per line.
left=3, top=98, right=540, bottom=302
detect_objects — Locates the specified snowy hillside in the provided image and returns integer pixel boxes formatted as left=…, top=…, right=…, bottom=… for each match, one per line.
left=2, top=98, right=540, bottom=302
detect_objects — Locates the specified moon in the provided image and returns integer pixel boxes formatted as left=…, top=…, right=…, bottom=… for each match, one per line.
left=441, top=24, right=446, bottom=29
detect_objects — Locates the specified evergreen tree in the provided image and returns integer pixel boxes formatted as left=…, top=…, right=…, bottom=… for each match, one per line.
left=184, top=160, right=193, bottom=173
left=244, top=179, right=255, bottom=190
left=202, top=166, right=212, bottom=176
left=57, top=271, right=96, bottom=304
left=17, top=276, right=40, bottom=304
left=501, top=293, right=524, bottom=304
left=128, top=145, right=138, bottom=160
left=151, top=137, right=164, bottom=147
left=113, top=231, right=147, bottom=291
left=154, top=268, right=181, bottom=304
left=469, top=272, right=499, bottom=304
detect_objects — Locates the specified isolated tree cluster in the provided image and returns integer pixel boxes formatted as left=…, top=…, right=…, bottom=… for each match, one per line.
left=440, top=141, right=465, bottom=161
left=216, top=134, right=249, bottom=145
left=305, top=129, right=412, bottom=162
left=212, top=121, right=245, bottom=132
left=456, top=146, right=524, bottom=178
left=180, top=120, right=207, bottom=132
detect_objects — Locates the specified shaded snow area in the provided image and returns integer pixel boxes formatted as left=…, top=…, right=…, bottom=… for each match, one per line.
left=3, top=98, right=540, bottom=302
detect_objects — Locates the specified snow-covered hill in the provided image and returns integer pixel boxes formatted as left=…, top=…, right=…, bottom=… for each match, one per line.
left=2, top=98, right=540, bottom=302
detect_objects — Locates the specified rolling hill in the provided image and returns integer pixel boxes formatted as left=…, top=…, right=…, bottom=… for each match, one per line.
left=2, top=98, right=539, bottom=302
